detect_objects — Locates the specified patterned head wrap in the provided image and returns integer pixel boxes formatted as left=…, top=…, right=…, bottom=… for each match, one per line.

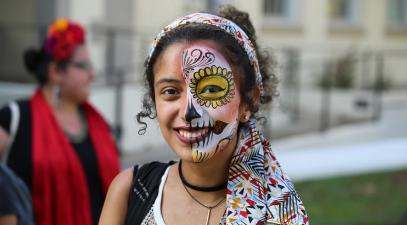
left=44, top=18, right=85, bottom=62
left=224, top=119, right=309, bottom=224
left=147, top=12, right=265, bottom=98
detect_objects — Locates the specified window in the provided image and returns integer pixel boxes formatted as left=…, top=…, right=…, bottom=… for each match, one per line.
left=329, top=0, right=360, bottom=25
left=264, top=0, right=288, bottom=17
left=262, top=0, right=300, bottom=25
left=388, top=0, right=407, bottom=27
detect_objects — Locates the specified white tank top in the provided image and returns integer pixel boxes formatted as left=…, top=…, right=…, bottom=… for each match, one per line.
left=140, top=166, right=170, bottom=225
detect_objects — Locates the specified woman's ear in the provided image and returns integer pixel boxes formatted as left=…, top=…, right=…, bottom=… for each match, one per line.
left=47, top=62, right=63, bottom=84
left=253, top=87, right=260, bottom=105
left=238, top=103, right=251, bottom=123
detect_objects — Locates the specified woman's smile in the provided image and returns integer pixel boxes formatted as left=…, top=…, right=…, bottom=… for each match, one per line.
left=174, top=127, right=210, bottom=144
left=174, top=119, right=229, bottom=146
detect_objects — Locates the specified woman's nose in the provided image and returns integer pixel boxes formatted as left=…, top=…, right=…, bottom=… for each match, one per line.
left=184, top=99, right=201, bottom=123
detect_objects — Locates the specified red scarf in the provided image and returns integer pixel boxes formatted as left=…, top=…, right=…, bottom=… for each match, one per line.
left=31, top=90, right=120, bottom=225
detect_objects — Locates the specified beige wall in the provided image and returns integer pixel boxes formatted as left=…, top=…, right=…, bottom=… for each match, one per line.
left=128, top=0, right=407, bottom=51
left=64, top=0, right=407, bottom=86
left=0, top=0, right=37, bottom=82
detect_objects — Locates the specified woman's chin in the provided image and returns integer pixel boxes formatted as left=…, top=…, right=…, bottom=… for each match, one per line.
left=76, top=94, right=89, bottom=104
left=169, top=145, right=191, bottom=161
left=175, top=148, right=210, bottom=163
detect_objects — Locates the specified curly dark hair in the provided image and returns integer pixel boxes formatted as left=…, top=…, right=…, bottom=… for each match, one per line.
left=137, top=5, right=278, bottom=134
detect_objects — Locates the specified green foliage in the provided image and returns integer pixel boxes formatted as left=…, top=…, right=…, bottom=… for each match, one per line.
left=294, top=170, right=407, bottom=225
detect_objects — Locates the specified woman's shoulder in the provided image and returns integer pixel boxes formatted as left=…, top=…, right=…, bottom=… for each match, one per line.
left=108, top=161, right=175, bottom=191
left=109, top=167, right=134, bottom=193
left=119, top=161, right=175, bottom=225
left=107, top=161, right=174, bottom=189
left=0, top=99, right=30, bottom=131
left=99, top=168, right=134, bottom=225
left=100, top=162, right=175, bottom=225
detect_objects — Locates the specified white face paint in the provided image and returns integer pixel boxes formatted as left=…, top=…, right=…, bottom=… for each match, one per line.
left=181, top=45, right=241, bottom=162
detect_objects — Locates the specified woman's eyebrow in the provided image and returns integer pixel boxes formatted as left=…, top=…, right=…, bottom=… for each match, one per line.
left=155, top=78, right=183, bottom=87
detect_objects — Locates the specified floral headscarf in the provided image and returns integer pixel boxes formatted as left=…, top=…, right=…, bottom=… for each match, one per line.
left=225, top=119, right=309, bottom=224
left=44, top=18, right=85, bottom=62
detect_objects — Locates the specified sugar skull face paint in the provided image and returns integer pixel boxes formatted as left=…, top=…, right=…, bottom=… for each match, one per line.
left=181, top=45, right=241, bottom=162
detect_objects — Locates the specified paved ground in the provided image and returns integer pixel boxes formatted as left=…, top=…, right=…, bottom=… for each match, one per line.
left=274, top=137, right=407, bottom=181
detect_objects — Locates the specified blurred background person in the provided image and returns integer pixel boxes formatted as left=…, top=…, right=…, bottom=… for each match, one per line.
left=0, top=18, right=120, bottom=225
left=0, top=161, right=34, bottom=225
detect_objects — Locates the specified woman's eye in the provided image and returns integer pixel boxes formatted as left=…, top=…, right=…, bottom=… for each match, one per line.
left=161, top=88, right=179, bottom=97
left=190, top=66, right=235, bottom=107
left=200, top=85, right=224, bottom=94
left=195, top=76, right=229, bottom=100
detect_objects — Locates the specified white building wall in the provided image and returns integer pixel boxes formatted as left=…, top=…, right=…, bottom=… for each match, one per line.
left=89, top=84, right=167, bottom=154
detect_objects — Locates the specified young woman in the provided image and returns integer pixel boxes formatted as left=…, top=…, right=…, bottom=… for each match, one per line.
left=0, top=19, right=120, bottom=225
left=100, top=6, right=309, bottom=225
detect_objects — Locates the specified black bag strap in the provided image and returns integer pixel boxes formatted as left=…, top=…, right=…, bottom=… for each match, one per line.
left=2, top=101, right=19, bottom=164
left=124, top=161, right=175, bottom=225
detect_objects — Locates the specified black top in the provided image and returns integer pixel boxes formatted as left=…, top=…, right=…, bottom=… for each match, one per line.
left=0, top=100, right=104, bottom=225
left=0, top=164, right=35, bottom=225
left=0, top=100, right=32, bottom=190
left=124, top=161, right=175, bottom=225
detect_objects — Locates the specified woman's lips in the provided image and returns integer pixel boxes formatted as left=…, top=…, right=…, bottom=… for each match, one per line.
left=175, top=127, right=209, bottom=144
left=173, top=120, right=228, bottom=146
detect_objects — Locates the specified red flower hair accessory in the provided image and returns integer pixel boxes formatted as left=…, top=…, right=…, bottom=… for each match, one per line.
left=44, top=18, right=85, bottom=62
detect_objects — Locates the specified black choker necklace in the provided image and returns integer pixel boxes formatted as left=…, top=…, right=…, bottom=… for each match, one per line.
left=178, top=160, right=227, bottom=192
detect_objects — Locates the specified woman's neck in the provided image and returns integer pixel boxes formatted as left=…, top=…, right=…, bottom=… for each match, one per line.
left=41, top=85, right=79, bottom=113
left=41, top=85, right=84, bottom=136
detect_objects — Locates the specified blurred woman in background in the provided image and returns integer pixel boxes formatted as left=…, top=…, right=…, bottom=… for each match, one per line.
left=0, top=18, right=120, bottom=225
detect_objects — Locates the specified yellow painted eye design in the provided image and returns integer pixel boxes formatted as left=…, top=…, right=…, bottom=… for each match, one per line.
left=189, top=65, right=235, bottom=109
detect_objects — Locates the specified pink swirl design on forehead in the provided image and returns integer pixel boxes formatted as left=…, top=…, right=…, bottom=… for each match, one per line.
left=147, top=12, right=264, bottom=98
left=182, top=48, right=215, bottom=78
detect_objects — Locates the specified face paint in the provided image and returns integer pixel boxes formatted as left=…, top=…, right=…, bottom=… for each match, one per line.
left=181, top=45, right=240, bottom=162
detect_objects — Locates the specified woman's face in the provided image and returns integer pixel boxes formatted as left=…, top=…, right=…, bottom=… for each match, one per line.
left=60, top=45, right=95, bottom=103
left=153, top=40, right=245, bottom=163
